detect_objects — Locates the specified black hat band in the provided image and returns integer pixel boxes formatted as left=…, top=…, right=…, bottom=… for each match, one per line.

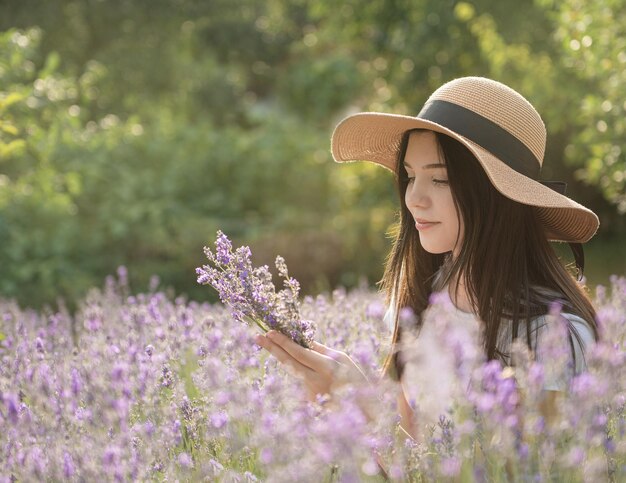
left=418, top=99, right=542, bottom=180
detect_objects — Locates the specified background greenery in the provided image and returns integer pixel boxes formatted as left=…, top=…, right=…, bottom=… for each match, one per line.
left=1, top=0, right=625, bottom=309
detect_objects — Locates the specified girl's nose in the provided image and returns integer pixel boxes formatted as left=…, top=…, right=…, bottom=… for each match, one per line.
left=406, top=183, right=430, bottom=209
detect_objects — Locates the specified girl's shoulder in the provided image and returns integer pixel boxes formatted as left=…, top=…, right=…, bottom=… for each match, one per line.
left=500, top=308, right=596, bottom=355
left=523, top=310, right=594, bottom=334
left=535, top=311, right=596, bottom=351
left=526, top=310, right=596, bottom=391
left=516, top=285, right=596, bottom=338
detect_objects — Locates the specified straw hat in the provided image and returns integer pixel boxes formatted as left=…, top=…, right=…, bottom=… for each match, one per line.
left=331, top=76, right=599, bottom=243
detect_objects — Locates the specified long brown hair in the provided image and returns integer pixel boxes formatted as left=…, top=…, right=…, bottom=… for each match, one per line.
left=378, top=129, right=598, bottom=382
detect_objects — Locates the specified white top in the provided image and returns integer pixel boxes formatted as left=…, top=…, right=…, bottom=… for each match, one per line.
left=384, top=288, right=595, bottom=427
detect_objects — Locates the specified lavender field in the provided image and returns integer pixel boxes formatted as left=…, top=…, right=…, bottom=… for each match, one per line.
left=1, top=270, right=625, bottom=482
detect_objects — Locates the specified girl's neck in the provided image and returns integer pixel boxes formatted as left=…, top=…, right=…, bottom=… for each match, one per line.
left=448, top=272, right=475, bottom=314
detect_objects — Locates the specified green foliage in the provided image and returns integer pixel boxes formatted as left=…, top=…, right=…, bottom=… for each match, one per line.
left=545, top=0, right=626, bottom=212
left=460, top=0, right=626, bottom=214
left=0, top=28, right=87, bottom=305
left=0, top=0, right=624, bottom=308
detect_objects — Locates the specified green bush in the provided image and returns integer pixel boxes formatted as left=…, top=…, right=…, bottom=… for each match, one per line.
left=1, top=0, right=625, bottom=309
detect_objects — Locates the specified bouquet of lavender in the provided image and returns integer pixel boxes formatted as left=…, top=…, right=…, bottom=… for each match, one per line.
left=196, top=230, right=316, bottom=348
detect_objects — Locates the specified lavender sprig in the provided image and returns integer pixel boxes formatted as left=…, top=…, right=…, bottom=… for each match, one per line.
left=196, top=230, right=316, bottom=348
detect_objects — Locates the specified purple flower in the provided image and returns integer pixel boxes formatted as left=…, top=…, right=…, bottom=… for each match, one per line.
left=365, top=300, right=385, bottom=319
left=210, top=411, right=229, bottom=429
left=70, top=367, right=82, bottom=396
left=35, top=337, right=45, bottom=353
left=566, top=446, right=585, bottom=466
left=178, top=452, right=193, bottom=468
left=476, top=393, right=496, bottom=413
left=84, top=311, right=102, bottom=331
left=160, top=364, right=173, bottom=387
left=389, top=464, right=405, bottom=479
left=571, top=372, right=596, bottom=395
left=260, top=447, right=273, bottom=464
left=144, top=420, right=155, bottom=436
left=2, top=251, right=625, bottom=481
left=215, top=390, right=230, bottom=405
left=207, top=329, right=223, bottom=351
left=206, top=458, right=224, bottom=476
left=4, top=393, right=19, bottom=424
left=528, top=362, right=545, bottom=388
left=63, top=451, right=75, bottom=478
left=102, top=445, right=120, bottom=469
left=117, top=265, right=128, bottom=285
left=261, top=412, right=277, bottom=431
left=196, top=230, right=316, bottom=348
left=353, top=343, right=373, bottom=369
left=28, top=446, right=46, bottom=476
left=440, top=456, right=461, bottom=477
left=172, top=419, right=183, bottom=445
left=196, top=267, right=210, bottom=284
left=215, top=231, right=233, bottom=265
left=399, top=306, right=416, bottom=327
left=111, top=362, right=127, bottom=382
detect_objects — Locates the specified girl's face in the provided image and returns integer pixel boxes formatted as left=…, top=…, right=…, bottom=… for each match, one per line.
left=404, top=131, right=463, bottom=256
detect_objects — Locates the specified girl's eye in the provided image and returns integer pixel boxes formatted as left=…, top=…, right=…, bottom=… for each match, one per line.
left=407, top=177, right=448, bottom=185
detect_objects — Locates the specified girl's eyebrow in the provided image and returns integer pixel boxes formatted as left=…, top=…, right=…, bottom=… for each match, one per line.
left=403, top=162, right=447, bottom=170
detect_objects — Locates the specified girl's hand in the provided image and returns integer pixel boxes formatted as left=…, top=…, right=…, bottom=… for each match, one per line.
left=254, top=330, right=370, bottom=402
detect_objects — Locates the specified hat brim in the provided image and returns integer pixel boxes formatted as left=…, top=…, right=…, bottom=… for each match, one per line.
left=331, top=112, right=599, bottom=243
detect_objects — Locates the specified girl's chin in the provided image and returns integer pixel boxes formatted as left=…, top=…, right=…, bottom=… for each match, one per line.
left=419, top=241, right=457, bottom=255
left=420, top=245, right=452, bottom=255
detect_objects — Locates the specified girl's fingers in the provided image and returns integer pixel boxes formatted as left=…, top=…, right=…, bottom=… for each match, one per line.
left=311, top=341, right=368, bottom=385
left=266, top=331, right=334, bottom=373
left=256, top=335, right=316, bottom=378
left=311, top=340, right=350, bottom=364
left=311, top=340, right=341, bottom=357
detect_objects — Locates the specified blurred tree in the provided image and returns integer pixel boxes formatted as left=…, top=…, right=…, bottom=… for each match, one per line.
left=541, top=0, right=626, bottom=213
left=0, top=0, right=624, bottom=308
left=450, top=0, right=626, bottom=226
left=0, top=28, right=88, bottom=305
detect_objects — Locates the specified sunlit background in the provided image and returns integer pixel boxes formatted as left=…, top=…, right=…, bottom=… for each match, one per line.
left=1, top=0, right=625, bottom=310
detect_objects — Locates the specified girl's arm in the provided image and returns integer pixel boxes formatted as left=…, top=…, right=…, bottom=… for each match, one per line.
left=537, top=389, right=564, bottom=427
left=397, top=383, right=417, bottom=440
left=351, top=381, right=417, bottom=438
left=254, top=331, right=419, bottom=444
left=255, top=331, right=403, bottom=480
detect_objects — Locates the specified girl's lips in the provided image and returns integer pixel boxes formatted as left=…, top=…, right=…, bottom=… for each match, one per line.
left=415, top=220, right=440, bottom=231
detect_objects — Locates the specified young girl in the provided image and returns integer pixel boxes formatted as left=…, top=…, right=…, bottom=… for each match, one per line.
left=254, top=76, right=600, bottom=441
